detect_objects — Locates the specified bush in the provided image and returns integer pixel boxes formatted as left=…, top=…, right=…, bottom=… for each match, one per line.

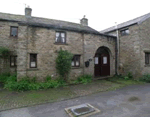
left=0, top=73, right=11, bottom=83
left=123, top=72, right=133, bottom=80
left=4, top=75, right=63, bottom=91
left=55, top=49, right=73, bottom=82
left=0, top=47, right=10, bottom=57
left=74, top=74, right=92, bottom=84
left=140, top=74, right=150, bottom=83
left=45, top=75, right=52, bottom=82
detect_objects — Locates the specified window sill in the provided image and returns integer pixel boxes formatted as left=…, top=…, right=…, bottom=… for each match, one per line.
left=54, top=42, right=68, bottom=45
left=72, top=67, right=82, bottom=69
left=9, top=36, right=18, bottom=39
left=27, top=68, right=39, bottom=71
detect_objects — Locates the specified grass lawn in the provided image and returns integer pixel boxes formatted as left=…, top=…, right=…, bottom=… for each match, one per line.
left=0, top=77, right=145, bottom=111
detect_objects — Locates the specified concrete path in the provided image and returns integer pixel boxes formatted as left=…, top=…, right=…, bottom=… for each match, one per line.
left=0, top=84, right=150, bottom=117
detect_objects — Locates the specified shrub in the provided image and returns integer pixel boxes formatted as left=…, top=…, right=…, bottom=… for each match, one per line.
left=140, top=74, right=150, bottom=83
left=123, top=72, right=133, bottom=80
left=55, top=49, right=73, bottom=82
left=4, top=75, right=63, bottom=91
left=0, top=47, right=10, bottom=57
left=45, top=75, right=52, bottom=82
left=74, top=74, right=92, bottom=84
left=0, top=73, right=11, bottom=83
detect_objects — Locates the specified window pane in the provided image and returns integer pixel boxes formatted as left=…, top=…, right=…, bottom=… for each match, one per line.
left=95, top=57, right=98, bottom=64
left=10, top=56, right=17, bottom=67
left=125, top=29, right=129, bottom=34
left=145, top=53, right=149, bottom=64
left=76, top=61, right=79, bottom=66
left=31, top=62, right=36, bottom=67
left=55, top=32, right=66, bottom=43
left=71, top=61, right=74, bottom=66
left=72, top=55, right=80, bottom=67
left=56, top=32, right=59, bottom=37
left=62, top=37, right=65, bottom=43
left=30, top=54, right=37, bottom=68
left=11, top=27, right=17, bottom=36
left=61, top=33, right=65, bottom=37
left=15, top=57, right=17, bottom=66
left=11, top=57, right=15, bottom=66
left=56, top=32, right=60, bottom=42
left=103, top=57, right=107, bottom=64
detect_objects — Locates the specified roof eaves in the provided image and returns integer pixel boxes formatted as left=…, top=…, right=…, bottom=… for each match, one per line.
left=104, top=23, right=137, bottom=33
left=138, top=14, right=150, bottom=24
left=0, top=18, right=20, bottom=23
left=19, top=22, right=116, bottom=38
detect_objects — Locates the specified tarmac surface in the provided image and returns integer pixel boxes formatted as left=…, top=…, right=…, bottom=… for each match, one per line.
left=0, top=84, right=150, bottom=117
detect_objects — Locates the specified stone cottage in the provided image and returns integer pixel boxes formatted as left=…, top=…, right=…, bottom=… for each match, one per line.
left=0, top=7, right=117, bottom=81
left=100, top=13, right=150, bottom=78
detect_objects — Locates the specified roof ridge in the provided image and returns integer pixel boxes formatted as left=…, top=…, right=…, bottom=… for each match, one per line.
left=100, top=12, right=150, bottom=33
left=0, top=12, right=82, bottom=26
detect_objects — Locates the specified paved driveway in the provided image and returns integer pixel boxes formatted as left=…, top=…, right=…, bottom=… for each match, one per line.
left=0, top=84, right=150, bottom=117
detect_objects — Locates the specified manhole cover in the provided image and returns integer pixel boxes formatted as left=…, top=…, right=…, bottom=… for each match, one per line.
left=65, top=103, right=101, bottom=117
left=128, top=96, right=140, bottom=102
left=70, top=104, right=95, bottom=116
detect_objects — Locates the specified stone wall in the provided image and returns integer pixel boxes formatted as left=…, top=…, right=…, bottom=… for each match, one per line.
left=107, top=24, right=142, bottom=78
left=0, top=20, right=116, bottom=80
left=84, top=34, right=116, bottom=77
left=0, top=21, right=18, bottom=74
left=25, top=27, right=84, bottom=80
left=139, top=18, right=150, bottom=75
left=21, top=26, right=116, bottom=80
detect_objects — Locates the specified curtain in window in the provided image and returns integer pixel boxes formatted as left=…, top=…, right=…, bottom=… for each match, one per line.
left=30, top=54, right=37, bottom=68
left=56, top=32, right=60, bottom=42
left=61, top=33, right=65, bottom=43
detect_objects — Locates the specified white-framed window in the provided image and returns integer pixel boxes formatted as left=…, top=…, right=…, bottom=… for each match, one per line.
left=55, top=32, right=66, bottom=43
left=72, top=55, right=80, bottom=67
left=120, top=28, right=129, bottom=36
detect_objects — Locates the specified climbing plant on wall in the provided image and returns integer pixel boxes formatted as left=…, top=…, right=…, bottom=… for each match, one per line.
left=0, top=47, right=10, bottom=58
left=0, top=47, right=10, bottom=74
left=55, top=49, right=73, bottom=82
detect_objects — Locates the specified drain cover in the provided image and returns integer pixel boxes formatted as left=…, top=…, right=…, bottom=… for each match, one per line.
left=65, top=103, right=101, bottom=117
left=70, top=104, right=95, bottom=116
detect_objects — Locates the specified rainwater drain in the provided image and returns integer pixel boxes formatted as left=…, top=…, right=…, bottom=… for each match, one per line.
left=128, top=96, right=140, bottom=102
left=65, top=103, right=101, bottom=117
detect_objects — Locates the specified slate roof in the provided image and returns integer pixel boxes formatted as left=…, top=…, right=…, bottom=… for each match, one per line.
left=0, top=12, right=116, bottom=38
left=100, top=12, right=150, bottom=33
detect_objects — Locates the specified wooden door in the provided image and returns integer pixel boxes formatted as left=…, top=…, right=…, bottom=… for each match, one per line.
left=94, top=53, right=110, bottom=77
left=94, top=54, right=101, bottom=77
left=100, top=53, right=110, bottom=76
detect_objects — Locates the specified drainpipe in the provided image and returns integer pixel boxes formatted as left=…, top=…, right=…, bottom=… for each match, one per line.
left=115, top=22, right=120, bottom=75
left=82, top=32, right=85, bottom=75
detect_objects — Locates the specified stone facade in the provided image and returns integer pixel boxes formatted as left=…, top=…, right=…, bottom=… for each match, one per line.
left=0, top=10, right=116, bottom=81
left=105, top=17, right=150, bottom=78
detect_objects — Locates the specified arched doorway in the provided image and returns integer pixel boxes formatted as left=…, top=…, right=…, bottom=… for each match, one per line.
left=94, top=46, right=110, bottom=77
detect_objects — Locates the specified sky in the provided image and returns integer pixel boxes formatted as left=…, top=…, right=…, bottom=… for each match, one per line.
left=0, top=0, right=150, bottom=31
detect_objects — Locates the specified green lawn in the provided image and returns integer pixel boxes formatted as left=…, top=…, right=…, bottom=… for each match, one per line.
left=0, top=78, right=145, bottom=111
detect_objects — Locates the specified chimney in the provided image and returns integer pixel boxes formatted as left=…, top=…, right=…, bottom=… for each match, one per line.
left=25, top=7, right=32, bottom=18
left=80, top=15, right=88, bottom=26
